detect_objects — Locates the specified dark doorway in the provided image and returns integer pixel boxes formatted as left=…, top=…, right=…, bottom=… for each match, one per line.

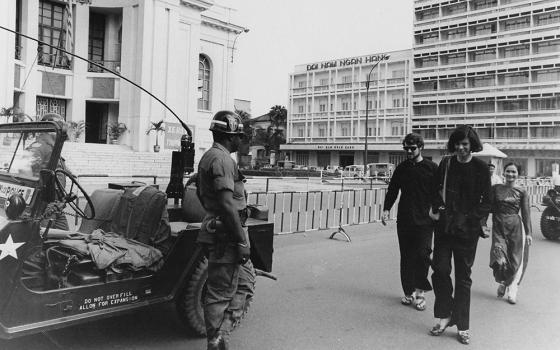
left=339, top=153, right=354, bottom=167
left=85, top=102, right=108, bottom=144
left=317, top=151, right=331, bottom=168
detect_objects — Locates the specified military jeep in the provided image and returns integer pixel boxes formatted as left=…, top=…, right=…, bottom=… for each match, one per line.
left=0, top=121, right=273, bottom=339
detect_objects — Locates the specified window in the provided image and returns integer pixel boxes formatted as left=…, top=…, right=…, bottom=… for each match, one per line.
left=532, top=97, right=559, bottom=110
left=500, top=72, right=529, bottom=85
left=469, top=75, right=495, bottom=88
left=319, top=104, right=326, bottom=112
left=88, top=12, right=105, bottom=72
left=502, top=44, right=529, bottom=58
left=445, top=28, right=466, bottom=40
left=298, top=81, right=306, bottom=88
left=318, top=127, right=326, bottom=137
left=38, top=0, right=70, bottom=69
left=413, top=105, right=437, bottom=116
left=442, top=2, right=467, bottom=16
left=415, top=128, right=436, bottom=139
left=36, top=96, right=67, bottom=119
left=298, top=105, right=304, bottom=113
left=496, top=127, right=527, bottom=138
left=342, top=101, right=349, bottom=110
left=503, top=17, right=530, bottom=31
left=470, top=49, right=495, bottom=62
left=472, top=23, right=496, bottom=36
left=476, top=127, right=494, bottom=138
left=392, top=98, right=401, bottom=108
left=198, top=55, right=211, bottom=110
left=536, top=11, right=560, bottom=26
left=341, top=76, right=352, bottom=83
left=534, top=69, right=560, bottom=83
left=535, top=40, right=560, bottom=54
left=330, top=103, right=333, bottom=111
left=440, top=78, right=465, bottom=90
left=319, top=78, right=329, bottom=86
left=440, top=103, right=465, bottom=114
left=341, top=125, right=349, bottom=137
left=414, top=81, right=437, bottom=92
left=442, top=53, right=466, bottom=65
left=416, top=8, right=439, bottom=21
left=531, top=127, right=560, bottom=139
left=297, top=128, right=304, bottom=138
left=417, top=32, right=439, bottom=44
left=295, top=152, right=309, bottom=166
left=498, top=100, right=528, bottom=111
left=415, top=56, right=438, bottom=68
left=472, top=0, right=497, bottom=10
left=468, top=101, right=494, bottom=113
left=391, top=123, right=403, bottom=136
left=535, top=159, right=560, bottom=177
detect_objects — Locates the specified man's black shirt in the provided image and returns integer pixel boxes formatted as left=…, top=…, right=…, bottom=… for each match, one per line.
left=383, top=158, right=438, bottom=226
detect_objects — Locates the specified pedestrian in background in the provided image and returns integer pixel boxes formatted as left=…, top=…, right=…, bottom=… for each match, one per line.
left=488, top=163, right=503, bottom=186
left=196, top=111, right=255, bottom=350
left=489, top=162, right=532, bottom=305
left=382, top=133, right=438, bottom=311
left=428, top=125, right=491, bottom=345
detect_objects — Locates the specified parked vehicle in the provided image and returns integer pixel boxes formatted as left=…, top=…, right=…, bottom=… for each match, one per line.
left=540, top=185, right=560, bottom=240
left=366, top=163, right=395, bottom=178
left=276, top=160, right=295, bottom=169
left=324, top=165, right=341, bottom=174
left=0, top=121, right=274, bottom=339
left=342, top=165, right=365, bottom=178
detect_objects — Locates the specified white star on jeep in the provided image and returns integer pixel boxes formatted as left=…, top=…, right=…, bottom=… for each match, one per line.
left=0, top=234, right=25, bottom=261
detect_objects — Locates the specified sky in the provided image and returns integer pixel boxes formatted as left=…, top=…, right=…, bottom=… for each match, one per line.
left=221, top=0, right=414, bottom=116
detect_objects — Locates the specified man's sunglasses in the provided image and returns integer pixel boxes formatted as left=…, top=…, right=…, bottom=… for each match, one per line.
left=403, top=146, right=417, bottom=151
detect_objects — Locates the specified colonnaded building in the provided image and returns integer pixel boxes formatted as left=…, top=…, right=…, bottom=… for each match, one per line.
left=283, top=49, right=412, bottom=168
left=0, top=0, right=247, bottom=158
left=412, top=0, right=560, bottom=176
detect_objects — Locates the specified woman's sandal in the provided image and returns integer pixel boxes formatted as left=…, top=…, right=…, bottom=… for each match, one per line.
left=429, top=323, right=448, bottom=336
left=497, top=284, right=506, bottom=298
left=457, top=330, right=471, bottom=345
left=414, top=295, right=427, bottom=311
left=401, top=295, right=414, bottom=305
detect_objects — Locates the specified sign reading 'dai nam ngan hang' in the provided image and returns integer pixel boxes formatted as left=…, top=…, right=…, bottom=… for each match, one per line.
left=306, top=54, right=390, bottom=71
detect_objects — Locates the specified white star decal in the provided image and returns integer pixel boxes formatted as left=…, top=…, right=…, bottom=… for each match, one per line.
left=0, top=234, right=25, bottom=261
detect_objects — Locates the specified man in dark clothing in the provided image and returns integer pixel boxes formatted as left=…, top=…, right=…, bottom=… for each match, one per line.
left=383, top=133, right=438, bottom=311
left=428, top=125, right=491, bottom=345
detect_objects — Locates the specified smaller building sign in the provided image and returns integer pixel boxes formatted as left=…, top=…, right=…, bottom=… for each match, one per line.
left=164, top=122, right=195, bottom=150
left=306, top=54, right=390, bottom=71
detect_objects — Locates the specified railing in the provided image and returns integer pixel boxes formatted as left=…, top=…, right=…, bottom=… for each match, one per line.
left=68, top=174, right=553, bottom=234
left=88, top=60, right=121, bottom=73
left=38, top=52, right=72, bottom=70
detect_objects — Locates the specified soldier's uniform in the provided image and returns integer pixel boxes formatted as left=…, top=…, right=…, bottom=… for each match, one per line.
left=197, top=113, right=255, bottom=348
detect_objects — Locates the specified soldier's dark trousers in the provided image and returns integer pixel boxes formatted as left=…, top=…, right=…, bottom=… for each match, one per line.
left=396, top=223, right=433, bottom=296
left=204, top=259, right=255, bottom=341
left=431, top=234, right=479, bottom=331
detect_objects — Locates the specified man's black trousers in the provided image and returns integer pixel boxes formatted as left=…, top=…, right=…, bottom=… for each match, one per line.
left=396, top=223, right=433, bottom=296
left=431, top=234, right=479, bottom=331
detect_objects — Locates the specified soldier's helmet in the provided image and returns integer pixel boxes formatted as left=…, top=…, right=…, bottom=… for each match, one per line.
left=209, top=111, right=244, bottom=134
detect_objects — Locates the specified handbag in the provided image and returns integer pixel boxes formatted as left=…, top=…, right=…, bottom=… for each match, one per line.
left=429, top=156, right=450, bottom=221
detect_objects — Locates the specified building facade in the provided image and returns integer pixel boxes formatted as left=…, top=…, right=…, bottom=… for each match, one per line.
left=282, top=49, right=412, bottom=169
left=412, top=0, right=560, bottom=176
left=0, top=0, right=247, bottom=159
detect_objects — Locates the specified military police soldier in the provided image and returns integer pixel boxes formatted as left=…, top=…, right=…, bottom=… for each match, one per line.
left=197, top=110, right=255, bottom=350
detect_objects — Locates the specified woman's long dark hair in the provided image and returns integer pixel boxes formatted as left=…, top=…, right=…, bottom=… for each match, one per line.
left=446, top=125, right=483, bottom=153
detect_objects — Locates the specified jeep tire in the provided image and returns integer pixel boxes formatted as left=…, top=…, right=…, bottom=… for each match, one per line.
left=176, top=255, right=207, bottom=337
left=540, top=207, right=560, bottom=240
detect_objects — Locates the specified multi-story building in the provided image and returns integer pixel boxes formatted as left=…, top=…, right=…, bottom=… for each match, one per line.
left=412, top=0, right=560, bottom=176
left=282, top=49, right=412, bottom=168
left=0, top=0, right=247, bottom=158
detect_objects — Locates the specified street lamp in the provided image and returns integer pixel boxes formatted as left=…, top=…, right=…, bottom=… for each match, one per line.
left=231, top=28, right=250, bottom=63
left=363, top=60, right=382, bottom=167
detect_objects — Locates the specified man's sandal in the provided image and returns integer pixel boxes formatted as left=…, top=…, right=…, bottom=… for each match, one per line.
left=401, top=295, right=414, bottom=305
left=414, top=295, right=426, bottom=311
left=429, top=323, right=448, bottom=336
left=457, top=330, right=471, bottom=345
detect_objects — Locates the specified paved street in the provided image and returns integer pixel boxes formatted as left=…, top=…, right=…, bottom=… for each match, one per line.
left=2, top=210, right=559, bottom=350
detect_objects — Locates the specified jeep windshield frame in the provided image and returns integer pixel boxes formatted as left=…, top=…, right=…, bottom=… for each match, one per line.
left=0, top=121, right=63, bottom=183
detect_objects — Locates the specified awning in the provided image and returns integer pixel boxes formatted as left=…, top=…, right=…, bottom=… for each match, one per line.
left=473, top=143, right=507, bottom=158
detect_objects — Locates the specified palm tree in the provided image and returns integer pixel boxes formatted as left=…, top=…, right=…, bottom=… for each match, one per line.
left=267, top=105, right=287, bottom=155
left=146, top=120, right=165, bottom=152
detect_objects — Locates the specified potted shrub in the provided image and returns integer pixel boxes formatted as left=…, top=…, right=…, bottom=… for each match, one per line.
left=107, top=122, right=128, bottom=144
left=67, top=120, right=86, bottom=141
left=146, top=120, right=165, bottom=152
